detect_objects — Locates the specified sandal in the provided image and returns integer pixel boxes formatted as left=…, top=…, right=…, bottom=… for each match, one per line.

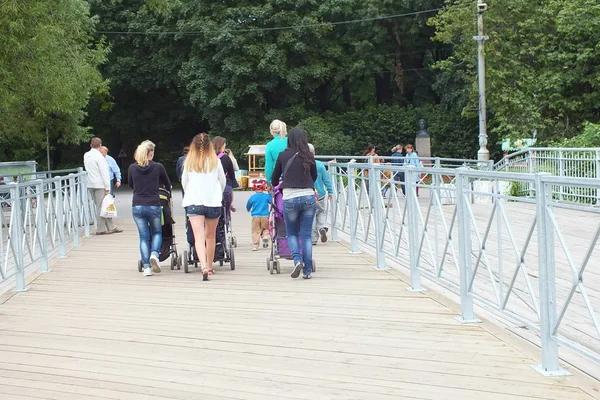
left=96, top=231, right=109, bottom=235
left=202, top=268, right=210, bottom=281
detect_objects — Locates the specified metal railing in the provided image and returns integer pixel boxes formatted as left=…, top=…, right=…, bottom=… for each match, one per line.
left=494, top=147, right=600, bottom=204
left=0, top=168, right=95, bottom=293
left=328, top=159, right=600, bottom=375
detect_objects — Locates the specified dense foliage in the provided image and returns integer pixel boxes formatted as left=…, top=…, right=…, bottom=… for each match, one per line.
left=431, top=0, right=600, bottom=142
left=2, top=0, right=599, bottom=172
left=0, top=1, right=108, bottom=162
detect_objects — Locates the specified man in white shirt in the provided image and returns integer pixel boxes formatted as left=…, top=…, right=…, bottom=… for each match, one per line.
left=83, top=137, right=122, bottom=235
left=100, top=146, right=122, bottom=194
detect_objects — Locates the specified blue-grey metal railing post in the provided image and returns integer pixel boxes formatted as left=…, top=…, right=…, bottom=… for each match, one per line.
left=406, top=168, right=423, bottom=291
left=370, top=162, right=387, bottom=270
left=69, top=174, right=80, bottom=247
left=533, top=173, right=569, bottom=376
left=558, top=149, right=565, bottom=201
left=433, top=159, right=442, bottom=203
left=596, top=150, right=600, bottom=205
left=455, top=169, right=479, bottom=323
left=35, top=180, right=49, bottom=273
left=55, top=179, right=67, bottom=258
left=347, top=165, right=361, bottom=254
left=11, top=185, right=28, bottom=292
left=329, top=164, right=340, bottom=242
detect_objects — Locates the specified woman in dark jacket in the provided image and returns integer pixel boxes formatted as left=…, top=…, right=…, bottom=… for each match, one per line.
left=271, top=128, right=317, bottom=279
left=213, top=136, right=239, bottom=212
left=128, top=140, right=172, bottom=277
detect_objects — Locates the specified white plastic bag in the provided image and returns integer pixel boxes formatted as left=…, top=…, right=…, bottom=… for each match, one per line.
left=100, top=194, right=117, bottom=218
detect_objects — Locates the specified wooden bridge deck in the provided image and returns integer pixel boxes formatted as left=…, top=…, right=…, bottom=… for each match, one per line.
left=0, top=190, right=598, bottom=399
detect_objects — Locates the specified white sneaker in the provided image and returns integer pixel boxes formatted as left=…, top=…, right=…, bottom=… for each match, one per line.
left=143, top=267, right=153, bottom=277
left=291, top=262, right=303, bottom=279
left=150, top=254, right=161, bottom=273
left=252, top=247, right=258, bottom=251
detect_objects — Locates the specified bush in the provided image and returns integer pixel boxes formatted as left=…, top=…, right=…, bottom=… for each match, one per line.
left=553, top=122, right=600, bottom=148
left=297, top=114, right=352, bottom=156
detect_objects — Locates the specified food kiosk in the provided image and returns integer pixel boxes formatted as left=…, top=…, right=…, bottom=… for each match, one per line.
left=244, top=144, right=267, bottom=188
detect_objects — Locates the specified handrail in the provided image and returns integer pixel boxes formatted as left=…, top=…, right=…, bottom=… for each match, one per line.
left=327, top=159, right=600, bottom=375
left=0, top=168, right=94, bottom=293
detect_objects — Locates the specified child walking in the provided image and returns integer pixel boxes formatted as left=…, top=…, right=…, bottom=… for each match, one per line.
left=246, top=180, right=271, bottom=251
left=308, top=144, right=334, bottom=245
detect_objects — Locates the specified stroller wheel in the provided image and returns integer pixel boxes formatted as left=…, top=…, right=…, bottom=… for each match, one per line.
left=183, top=251, right=189, bottom=273
left=275, top=260, right=281, bottom=274
left=219, top=261, right=223, bottom=267
left=177, top=254, right=182, bottom=270
left=270, top=263, right=274, bottom=275
left=312, top=260, right=317, bottom=272
left=231, top=237, right=237, bottom=248
left=229, top=248, right=235, bottom=270
left=266, top=257, right=271, bottom=271
left=137, top=260, right=143, bottom=273
left=170, top=254, right=176, bottom=270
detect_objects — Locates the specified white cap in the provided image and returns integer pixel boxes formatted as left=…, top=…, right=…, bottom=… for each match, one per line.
left=308, top=143, right=315, bottom=153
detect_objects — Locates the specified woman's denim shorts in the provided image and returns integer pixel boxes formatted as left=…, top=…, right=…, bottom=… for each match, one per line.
left=185, top=205, right=221, bottom=220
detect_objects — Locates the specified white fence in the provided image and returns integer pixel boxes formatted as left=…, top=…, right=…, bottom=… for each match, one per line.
left=328, top=159, right=600, bottom=375
left=0, top=169, right=95, bottom=293
left=494, top=147, right=600, bottom=204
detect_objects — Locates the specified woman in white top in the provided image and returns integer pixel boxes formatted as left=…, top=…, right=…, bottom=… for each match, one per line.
left=182, top=133, right=226, bottom=281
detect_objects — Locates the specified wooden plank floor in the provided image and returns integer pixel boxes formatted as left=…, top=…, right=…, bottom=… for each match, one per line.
left=0, top=190, right=598, bottom=399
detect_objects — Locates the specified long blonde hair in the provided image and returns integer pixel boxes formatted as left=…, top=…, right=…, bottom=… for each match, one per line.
left=134, top=140, right=155, bottom=167
left=269, top=119, right=287, bottom=138
left=184, top=133, right=218, bottom=173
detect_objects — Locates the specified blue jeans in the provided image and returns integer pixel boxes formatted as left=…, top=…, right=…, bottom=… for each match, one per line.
left=283, top=195, right=317, bottom=275
left=132, top=206, right=162, bottom=267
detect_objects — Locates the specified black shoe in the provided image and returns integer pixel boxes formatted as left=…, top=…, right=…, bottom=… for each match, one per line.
left=319, top=228, right=328, bottom=243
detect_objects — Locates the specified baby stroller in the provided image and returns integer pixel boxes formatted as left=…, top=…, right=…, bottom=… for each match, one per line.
left=137, top=187, right=181, bottom=272
left=182, top=195, right=236, bottom=273
left=266, top=183, right=317, bottom=275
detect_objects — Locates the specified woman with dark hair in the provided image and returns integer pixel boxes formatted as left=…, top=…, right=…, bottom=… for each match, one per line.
left=212, top=136, right=239, bottom=212
left=271, top=128, right=318, bottom=279
left=362, top=144, right=380, bottom=196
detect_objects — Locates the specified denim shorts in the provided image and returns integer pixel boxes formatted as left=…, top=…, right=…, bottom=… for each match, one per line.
left=185, top=205, right=221, bottom=220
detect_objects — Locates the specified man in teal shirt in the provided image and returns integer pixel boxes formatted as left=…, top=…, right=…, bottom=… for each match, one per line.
left=265, top=119, right=288, bottom=184
left=308, top=143, right=334, bottom=244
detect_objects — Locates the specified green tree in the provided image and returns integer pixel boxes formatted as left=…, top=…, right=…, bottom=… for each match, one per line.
left=431, top=0, right=600, bottom=143
left=0, top=1, right=108, bottom=162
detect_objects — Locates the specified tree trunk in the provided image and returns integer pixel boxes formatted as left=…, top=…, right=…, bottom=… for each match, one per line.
left=315, top=84, right=330, bottom=112
left=342, top=81, right=352, bottom=108
left=375, top=72, right=393, bottom=105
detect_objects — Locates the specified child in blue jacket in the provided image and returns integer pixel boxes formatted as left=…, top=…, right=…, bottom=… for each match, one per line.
left=246, top=180, right=271, bottom=250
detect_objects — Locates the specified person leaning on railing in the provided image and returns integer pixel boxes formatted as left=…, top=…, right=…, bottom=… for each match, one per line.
left=404, top=144, right=423, bottom=197
left=390, top=144, right=406, bottom=196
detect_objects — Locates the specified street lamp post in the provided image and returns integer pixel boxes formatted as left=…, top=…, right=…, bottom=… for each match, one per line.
left=474, top=4, right=489, bottom=161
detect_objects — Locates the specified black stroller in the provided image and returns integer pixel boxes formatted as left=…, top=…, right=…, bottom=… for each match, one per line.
left=182, top=195, right=236, bottom=273
left=137, top=188, right=181, bottom=272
